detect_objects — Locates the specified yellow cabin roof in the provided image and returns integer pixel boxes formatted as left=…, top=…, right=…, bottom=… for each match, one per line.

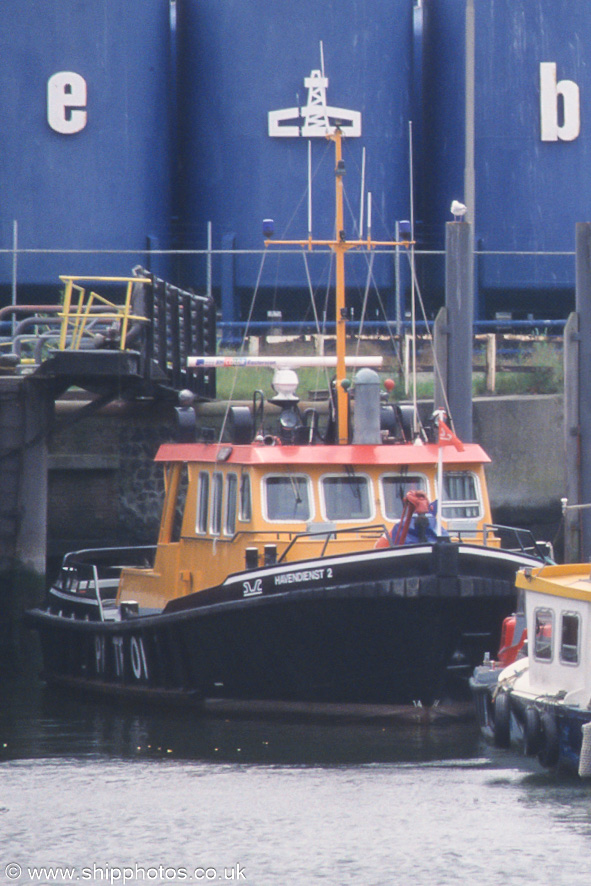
left=516, top=563, right=591, bottom=602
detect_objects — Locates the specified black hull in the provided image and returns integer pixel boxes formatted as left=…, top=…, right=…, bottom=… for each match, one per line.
left=29, top=542, right=543, bottom=708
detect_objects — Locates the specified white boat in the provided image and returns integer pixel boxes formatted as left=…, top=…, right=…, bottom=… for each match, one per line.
left=472, top=563, right=591, bottom=775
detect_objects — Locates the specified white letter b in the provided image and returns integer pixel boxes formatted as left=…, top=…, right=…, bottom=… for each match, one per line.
left=540, top=62, right=580, bottom=142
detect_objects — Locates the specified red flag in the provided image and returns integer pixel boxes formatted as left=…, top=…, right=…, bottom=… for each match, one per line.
left=438, top=418, right=464, bottom=451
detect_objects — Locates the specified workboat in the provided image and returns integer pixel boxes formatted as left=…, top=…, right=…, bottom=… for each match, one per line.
left=28, top=129, right=551, bottom=712
left=472, top=563, right=591, bottom=775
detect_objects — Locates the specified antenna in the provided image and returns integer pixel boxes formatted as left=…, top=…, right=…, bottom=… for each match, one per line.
left=408, top=120, right=418, bottom=437
left=359, top=146, right=366, bottom=236
left=320, top=40, right=325, bottom=79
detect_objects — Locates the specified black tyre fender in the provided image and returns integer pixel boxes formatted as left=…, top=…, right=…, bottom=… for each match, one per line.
left=537, top=711, right=560, bottom=769
left=523, top=706, right=542, bottom=756
left=493, top=691, right=511, bottom=749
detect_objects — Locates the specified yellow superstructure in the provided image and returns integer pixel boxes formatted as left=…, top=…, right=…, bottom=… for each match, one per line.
left=117, top=440, right=494, bottom=611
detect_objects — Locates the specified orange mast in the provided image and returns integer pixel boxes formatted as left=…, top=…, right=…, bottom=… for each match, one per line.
left=265, top=127, right=411, bottom=444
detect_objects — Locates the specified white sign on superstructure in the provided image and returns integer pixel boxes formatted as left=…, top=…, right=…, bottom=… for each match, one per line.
left=269, top=67, right=361, bottom=138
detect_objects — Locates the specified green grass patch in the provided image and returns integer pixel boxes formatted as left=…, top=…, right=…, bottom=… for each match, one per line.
left=212, top=338, right=564, bottom=401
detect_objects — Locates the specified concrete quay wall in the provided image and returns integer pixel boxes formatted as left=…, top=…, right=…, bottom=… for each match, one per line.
left=472, top=394, right=564, bottom=528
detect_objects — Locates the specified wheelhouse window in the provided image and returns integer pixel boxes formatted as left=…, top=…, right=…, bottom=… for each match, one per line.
left=171, top=464, right=189, bottom=542
left=534, top=608, right=554, bottom=661
left=442, top=472, right=481, bottom=520
left=560, top=612, right=580, bottom=665
left=381, top=475, right=428, bottom=521
left=160, top=463, right=189, bottom=544
left=196, top=471, right=209, bottom=534
left=239, top=473, right=252, bottom=522
left=322, top=475, right=372, bottom=521
left=224, top=473, right=238, bottom=536
left=210, top=472, right=223, bottom=536
left=264, top=474, right=312, bottom=522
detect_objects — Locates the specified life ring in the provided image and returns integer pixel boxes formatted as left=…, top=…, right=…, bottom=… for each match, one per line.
left=523, top=706, right=541, bottom=757
left=493, top=691, right=511, bottom=749
left=537, top=711, right=559, bottom=768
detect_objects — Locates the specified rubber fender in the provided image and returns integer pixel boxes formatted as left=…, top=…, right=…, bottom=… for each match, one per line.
left=537, top=712, right=560, bottom=769
left=493, top=691, right=511, bottom=749
left=523, top=706, right=542, bottom=757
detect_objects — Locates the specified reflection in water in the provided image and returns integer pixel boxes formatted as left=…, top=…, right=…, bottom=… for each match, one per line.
left=0, top=673, right=483, bottom=766
left=3, top=670, right=591, bottom=886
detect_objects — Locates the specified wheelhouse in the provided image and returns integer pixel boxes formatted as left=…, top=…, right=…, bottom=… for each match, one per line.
left=116, top=440, right=494, bottom=611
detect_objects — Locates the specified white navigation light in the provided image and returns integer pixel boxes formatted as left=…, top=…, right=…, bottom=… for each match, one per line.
left=272, top=367, right=299, bottom=400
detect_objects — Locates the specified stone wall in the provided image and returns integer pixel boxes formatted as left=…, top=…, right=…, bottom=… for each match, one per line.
left=48, top=401, right=176, bottom=557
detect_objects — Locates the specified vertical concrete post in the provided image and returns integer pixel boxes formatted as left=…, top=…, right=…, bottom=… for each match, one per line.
left=445, top=221, right=474, bottom=442
left=464, top=0, right=476, bottom=228
left=563, top=311, right=580, bottom=561
left=433, top=307, right=448, bottom=413
left=575, top=222, right=591, bottom=558
left=0, top=376, right=51, bottom=662
left=0, top=378, right=50, bottom=576
left=15, top=378, right=50, bottom=575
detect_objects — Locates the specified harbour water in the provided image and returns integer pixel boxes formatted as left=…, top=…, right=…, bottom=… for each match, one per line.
left=1, top=662, right=591, bottom=886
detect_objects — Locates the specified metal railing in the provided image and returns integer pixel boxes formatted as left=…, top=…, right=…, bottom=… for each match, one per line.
left=59, top=276, right=150, bottom=352
left=0, top=271, right=218, bottom=399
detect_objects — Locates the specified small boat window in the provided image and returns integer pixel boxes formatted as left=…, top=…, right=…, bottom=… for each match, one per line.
left=381, top=474, right=428, bottom=520
left=239, top=473, right=252, bottom=522
left=210, top=472, right=223, bottom=536
left=534, top=608, right=554, bottom=661
left=225, top=473, right=238, bottom=536
left=196, top=471, right=209, bottom=534
left=321, top=475, right=373, bottom=521
left=442, top=472, right=481, bottom=520
left=560, top=612, right=580, bottom=665
left=264, top=474, right=312, bottom=522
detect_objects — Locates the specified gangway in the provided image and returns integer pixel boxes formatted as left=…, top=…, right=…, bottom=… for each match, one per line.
left=0, top=269, right=217, bottom=402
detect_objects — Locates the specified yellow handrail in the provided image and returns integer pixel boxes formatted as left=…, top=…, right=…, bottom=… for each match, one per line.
left=58, top=276, right=151, bottom=352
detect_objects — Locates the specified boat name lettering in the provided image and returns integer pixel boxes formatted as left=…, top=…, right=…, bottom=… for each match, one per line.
left=274, top=567, right=330, bottom=586
left=243, top=578, right=263, bottom=597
